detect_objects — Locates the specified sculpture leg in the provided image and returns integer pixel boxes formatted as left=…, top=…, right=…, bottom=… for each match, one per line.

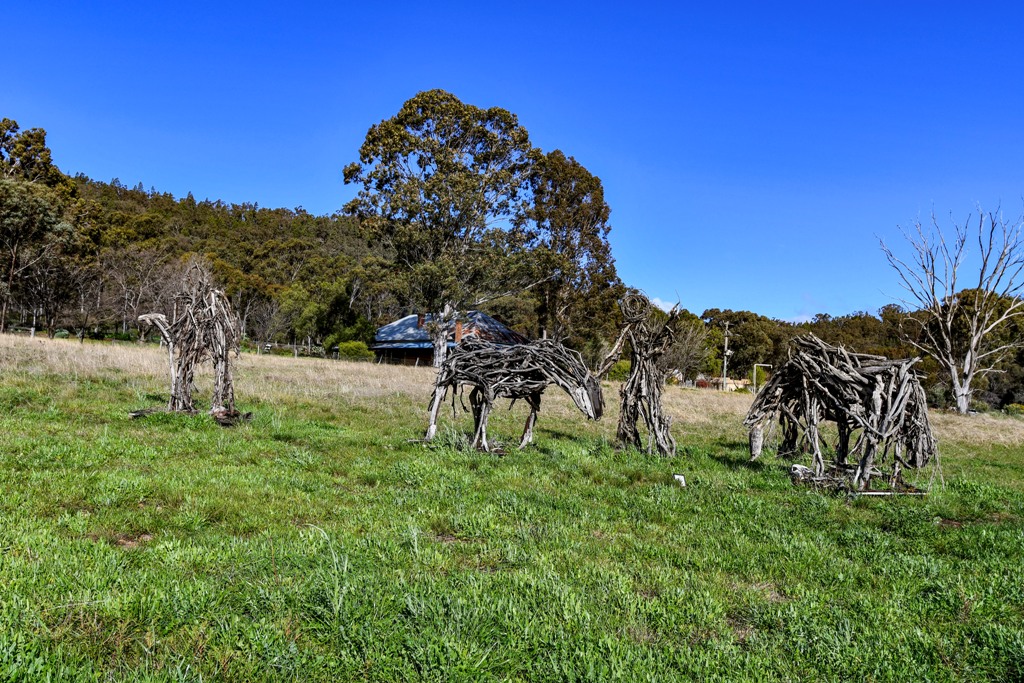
left=470, top=388, right=491, bottom=452
left=425, top=384, right=447, bottom=441
left=807, top=399, right=824, bottom=475
left=519, top=393, right=541, bottom=449
left=749, top=424, right=764, bottom=460
left=836, top=420, right=850, bottom=466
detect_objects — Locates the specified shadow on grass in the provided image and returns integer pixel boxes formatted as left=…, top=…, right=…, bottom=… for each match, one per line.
left=537, top=427, right=581, bottom=442
left=705, top=438, right=772, bottom=472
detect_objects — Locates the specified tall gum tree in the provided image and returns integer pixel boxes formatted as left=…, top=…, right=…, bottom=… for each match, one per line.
left=343, top=90, right=534, bottom=367
left=0, top=118, right=75, bottom=196
left=526, top=150, right=622, bottom=347
left=0, top=180, right=69, bottom=332
left=881, top=208, right=1024, bottom=414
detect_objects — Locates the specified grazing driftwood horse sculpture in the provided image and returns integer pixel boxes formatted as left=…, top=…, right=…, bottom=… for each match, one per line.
left=744, top=335, right=937, bottom=490
left=425, top=338, right=604, bottom=451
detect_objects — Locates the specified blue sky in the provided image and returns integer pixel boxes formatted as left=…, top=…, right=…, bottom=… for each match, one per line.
left=7, top=2, right=1024, bottom=321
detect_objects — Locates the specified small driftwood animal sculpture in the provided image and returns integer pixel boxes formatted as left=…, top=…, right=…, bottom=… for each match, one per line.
left=599, top=294, right=681, bottom=456
left=744, top=334, right=937, bottom=490
left=425, top=337, right=604, bottom=452
left=138, top=260, right=242, bottom=421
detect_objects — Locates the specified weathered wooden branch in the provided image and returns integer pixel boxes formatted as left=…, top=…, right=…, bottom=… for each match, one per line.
left=744, top=334, right=937, bottom=490
left=425, top=337, right=604, bottom=452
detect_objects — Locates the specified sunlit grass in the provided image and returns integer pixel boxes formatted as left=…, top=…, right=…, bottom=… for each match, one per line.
left=0, top=335, right=1022, bottom=681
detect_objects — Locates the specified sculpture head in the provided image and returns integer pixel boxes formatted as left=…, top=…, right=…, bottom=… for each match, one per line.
left=569, top=372, right=604, bottom=420
left=533, top=339, right=604, bottom=421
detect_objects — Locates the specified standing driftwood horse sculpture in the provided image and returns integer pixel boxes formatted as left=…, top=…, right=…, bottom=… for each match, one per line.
left=425, top=338, right=604, bottom=451
left=744, top=335, right=937, bottom=490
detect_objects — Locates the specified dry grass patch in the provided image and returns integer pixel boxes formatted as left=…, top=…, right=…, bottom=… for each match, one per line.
left=3, top=334, right=1022, bottom=450
left=0, top=334, right=435, bottom=405
left=0, top=335, right=166, bottom=380
left=929, top=409, right=1024, bottom=446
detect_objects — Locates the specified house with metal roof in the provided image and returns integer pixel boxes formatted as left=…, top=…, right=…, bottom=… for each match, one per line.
left=371, top=311, right=530, bottom=365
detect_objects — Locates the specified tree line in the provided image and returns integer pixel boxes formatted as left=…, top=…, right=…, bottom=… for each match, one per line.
left=0, top=107, right=623, bottom=365
left=3, top=93, right=1023, bottom=413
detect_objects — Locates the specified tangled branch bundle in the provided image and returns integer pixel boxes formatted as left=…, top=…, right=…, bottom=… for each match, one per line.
left=604, top=293, right=681, bottom=456
left=139, top=260, right=241, bottom=420
left=425, top=337, right=603, bottom=451
left=744, top=334, right=937, bottom=489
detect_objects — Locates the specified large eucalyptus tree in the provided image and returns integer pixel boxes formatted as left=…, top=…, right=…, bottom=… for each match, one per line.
left=526, top=149, right=621, bottom=345
left=344, top=90, right=535, bottom=366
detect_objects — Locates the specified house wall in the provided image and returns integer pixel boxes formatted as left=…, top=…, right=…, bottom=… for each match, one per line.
left=373, top=348, right=435, bottom=366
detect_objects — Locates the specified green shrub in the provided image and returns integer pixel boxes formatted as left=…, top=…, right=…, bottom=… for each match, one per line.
left=969, top=399, right=991, bottom=414
left=606, top=360, right=631, bottom=382
left=53, top=329, right=69, bottom=339
left=1006, top=403, right=1024, bottom=417
left=334, top=341, right=374, bottom=362
left=926, top=383, right=948, bottom=408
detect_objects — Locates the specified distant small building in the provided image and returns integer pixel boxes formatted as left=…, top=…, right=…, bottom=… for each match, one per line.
left=695, top=374, right=752, bottom=391
left=371, top=311, right=529, bottom=365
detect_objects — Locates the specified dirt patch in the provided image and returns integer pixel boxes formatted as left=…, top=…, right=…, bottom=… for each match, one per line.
left=88, top=532, right=153, bottom=549
left=116, top=533, right=153, bottom=549
left=624, top=623, right=660, bottom=645
left=988, top=512, right=1019, bottom=524
left=727, top=616, right=754, bottom=643
left=433, top=533, right=467, bottom=544
left=740, top=581, right=789, bottom=603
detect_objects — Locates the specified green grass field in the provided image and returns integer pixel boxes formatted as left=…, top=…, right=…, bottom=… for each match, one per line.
left=1, top=336, right=1022, bottom=681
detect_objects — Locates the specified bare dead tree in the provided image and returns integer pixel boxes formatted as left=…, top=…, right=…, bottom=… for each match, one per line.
left=603, top=294, right=681, bottom=456
left=246, top=296, right=287, bottom=353
left=881, top=208, right=1024, bottom=414
left=658, top=318, right=710, bottom=383
left=745, top=335, right=937, bottom=490
left=102, top=246, right=168, bottom=335
left=425, top=337, right=604, bottom=452
left=68, top=261, right=111, bottom=342
left=139, top=259, right=241, bottom=419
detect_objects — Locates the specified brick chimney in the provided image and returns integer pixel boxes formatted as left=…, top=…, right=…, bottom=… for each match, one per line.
left=416, top=313, right=424, bottom=328
left=454, top=320, right=463, bottom=343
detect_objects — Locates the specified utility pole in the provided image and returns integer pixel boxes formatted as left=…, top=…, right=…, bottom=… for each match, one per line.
left=753, top=363, right=772, bottom=393
left=722, top=322, right=732, bottom=391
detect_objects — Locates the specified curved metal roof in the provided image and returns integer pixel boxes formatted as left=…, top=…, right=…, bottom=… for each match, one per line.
left=372, top=311, right=529, bottom=349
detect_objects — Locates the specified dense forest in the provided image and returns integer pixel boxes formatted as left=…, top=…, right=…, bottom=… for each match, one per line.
left=2, top=111, right=1022, bottom=411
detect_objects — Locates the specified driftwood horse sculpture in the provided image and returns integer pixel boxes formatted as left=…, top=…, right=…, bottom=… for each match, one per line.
left=425, top=338, right=604, bottom=451
left=744, top=335, right=936, bottom=489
